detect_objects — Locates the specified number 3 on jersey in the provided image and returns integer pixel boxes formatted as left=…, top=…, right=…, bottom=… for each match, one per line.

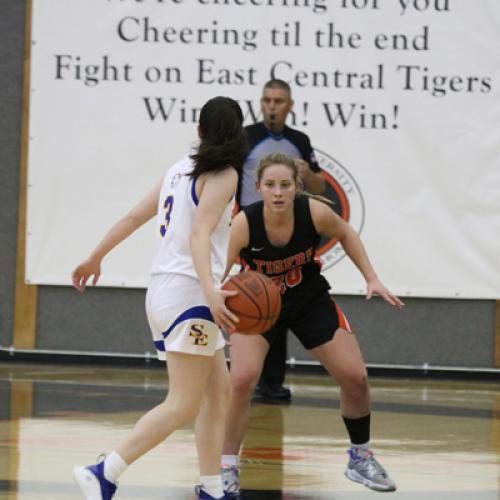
left=160, top=196, right=174, bottom=237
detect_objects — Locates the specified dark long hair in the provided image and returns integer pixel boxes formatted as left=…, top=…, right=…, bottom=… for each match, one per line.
left=189, top=96, right=248, bottom=179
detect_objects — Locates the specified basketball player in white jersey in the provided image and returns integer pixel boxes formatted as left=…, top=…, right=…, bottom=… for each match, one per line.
left=71, top=96, right=248, bottom=500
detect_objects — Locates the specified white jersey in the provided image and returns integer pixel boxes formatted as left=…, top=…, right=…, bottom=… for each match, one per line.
left=150, top=155, right=234, bottom=283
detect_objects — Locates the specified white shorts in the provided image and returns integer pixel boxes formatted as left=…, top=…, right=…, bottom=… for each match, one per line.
left=146, top=273, right=225, bottom=360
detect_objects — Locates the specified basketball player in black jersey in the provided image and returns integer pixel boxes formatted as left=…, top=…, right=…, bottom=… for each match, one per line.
left=221, top=153, right=404, bottom=497
left=239, top=79, right=325, bottom=402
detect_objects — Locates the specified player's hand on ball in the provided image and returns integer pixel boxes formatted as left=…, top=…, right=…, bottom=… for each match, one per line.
left=71, top=258, right=101, bottom=292
left=207, top=288, right=239, bottom=333
left=222, top=271, right=281, bottom=335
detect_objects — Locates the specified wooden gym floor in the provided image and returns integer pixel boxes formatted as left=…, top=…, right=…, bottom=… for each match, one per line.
left=0, top=362, right=498, bottom=499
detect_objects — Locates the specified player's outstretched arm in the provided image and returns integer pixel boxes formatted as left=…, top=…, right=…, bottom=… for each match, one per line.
left=310, top=198, right=404, bottom=309
left=71, top=180, right=161, bottom=292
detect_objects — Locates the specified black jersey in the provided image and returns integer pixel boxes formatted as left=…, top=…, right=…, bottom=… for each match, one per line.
left=240, top=195, right=330, bottom=319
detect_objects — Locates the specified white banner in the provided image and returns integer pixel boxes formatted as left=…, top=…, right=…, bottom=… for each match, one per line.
left=27, top=0, right=500, bottom=299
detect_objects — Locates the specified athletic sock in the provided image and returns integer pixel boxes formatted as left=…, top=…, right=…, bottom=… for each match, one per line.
left=103, top=451, right=128, bottom=483
left=200, top=474, right=224, bottom=498
left=221, top=454, right=240, bottom=468
left=351, top=440, right=370, bottom=452
left=342, top=413, right=371, bottom=446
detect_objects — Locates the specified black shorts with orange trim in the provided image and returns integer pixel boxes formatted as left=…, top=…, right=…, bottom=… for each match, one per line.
left=262, top=292, right=351, bottom=350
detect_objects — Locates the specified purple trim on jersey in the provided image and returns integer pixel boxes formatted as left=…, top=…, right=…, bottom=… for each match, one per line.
left=162, top=305, right=214, bottom=339
left=191, top=178, right=199, bottom=205
left=154, top=339, right=166, bottom=352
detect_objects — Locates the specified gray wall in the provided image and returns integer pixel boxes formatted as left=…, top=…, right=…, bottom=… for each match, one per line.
left=292, top=295, right=495, bottom=368
left=1, top=1, right=26, bottom=349
left=0, top=2, right=496, bottom=369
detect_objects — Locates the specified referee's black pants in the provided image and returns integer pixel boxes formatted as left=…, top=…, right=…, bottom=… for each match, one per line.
left=260, top=326, right=287, bottom=388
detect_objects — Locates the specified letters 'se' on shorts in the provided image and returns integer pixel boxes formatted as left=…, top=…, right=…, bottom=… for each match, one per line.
left=146, top=274, right=225, bottom=360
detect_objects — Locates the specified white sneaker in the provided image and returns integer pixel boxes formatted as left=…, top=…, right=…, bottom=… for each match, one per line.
left=221, top=464, right=240, bottom=497
left=344, top=448, right=396, bottom=492
left=73, top=461, right=117, bottom=499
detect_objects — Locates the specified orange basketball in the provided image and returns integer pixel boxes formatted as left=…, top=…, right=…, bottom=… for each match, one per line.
left=222, top=270, right=281, bottom=335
